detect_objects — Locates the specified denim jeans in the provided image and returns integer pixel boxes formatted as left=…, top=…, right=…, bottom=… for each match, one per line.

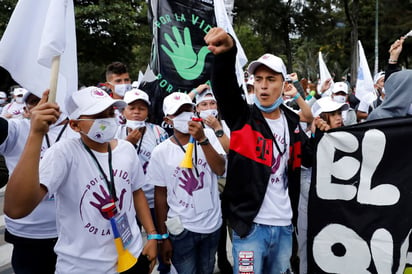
left=232, top=223, right=293, bottom=274
left=169, top=228, right=220, bottom=274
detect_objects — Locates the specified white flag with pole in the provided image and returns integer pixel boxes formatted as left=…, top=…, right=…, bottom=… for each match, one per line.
left=0, top=0, right=77, bottom=113
left=355, top=40, right=376, bottom=103
left=318, top=51, right=334, bottom=97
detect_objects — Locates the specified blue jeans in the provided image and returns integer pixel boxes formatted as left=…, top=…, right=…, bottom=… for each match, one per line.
left=169, top=228, right=220, bottom=274
left=232, top=223, right=293, bottom=274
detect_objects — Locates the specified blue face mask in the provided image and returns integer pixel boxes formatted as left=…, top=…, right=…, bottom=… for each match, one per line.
left=254, top=95, right=284, bottom=113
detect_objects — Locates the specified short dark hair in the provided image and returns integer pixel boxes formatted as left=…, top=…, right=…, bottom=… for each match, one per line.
left=105, top=62, right=128, bottom=80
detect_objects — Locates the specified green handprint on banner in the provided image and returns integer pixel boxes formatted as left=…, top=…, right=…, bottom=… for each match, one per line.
left=161, top=26, right=210, bottom=81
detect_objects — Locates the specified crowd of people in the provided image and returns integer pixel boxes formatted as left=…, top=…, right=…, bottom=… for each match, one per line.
left=0, top=27, right=410, bottom=274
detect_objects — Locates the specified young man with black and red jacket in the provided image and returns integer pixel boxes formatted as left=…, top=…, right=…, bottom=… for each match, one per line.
left=205, top=27, right=313, bottom=274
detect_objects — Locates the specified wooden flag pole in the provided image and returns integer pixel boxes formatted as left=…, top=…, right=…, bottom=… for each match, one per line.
left=48, top=55, right=61, bottom=103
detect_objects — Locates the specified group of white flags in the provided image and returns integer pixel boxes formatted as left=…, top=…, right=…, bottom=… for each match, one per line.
left=318, top=40, right=376, bottom=104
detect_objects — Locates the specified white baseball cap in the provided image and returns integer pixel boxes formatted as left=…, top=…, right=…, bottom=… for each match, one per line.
left=124, top=88, right=151, bottom=105
left=311, top=97, right=349, bottom=117
left=13, top=88, right=28, bottom=97
left=0, top=91, right=7, bottom=99
left=332, top=82, right=349, bottom=94
left=70, top=86, right=126, bottom=119
left=163, top=92, right=194, bottom=116
left=247, top=54, right=287, bottom=79
left=373, top=71, right=385, bottom=84
left=195, top=89, right=216, bottom=105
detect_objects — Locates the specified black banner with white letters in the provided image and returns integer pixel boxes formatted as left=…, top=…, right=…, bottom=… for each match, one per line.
left=308, top=117, right=412, bottom=273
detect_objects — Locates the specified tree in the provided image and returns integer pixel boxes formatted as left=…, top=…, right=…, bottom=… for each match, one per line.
left=75, top=0, right=151, bottom=86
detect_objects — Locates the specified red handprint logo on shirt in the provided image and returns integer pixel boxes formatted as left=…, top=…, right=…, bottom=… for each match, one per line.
left=178, top=169, right=205, bottom=196
left=271, top=153, right=282, bottom=174
left=90, top=185, right=127, bottom=219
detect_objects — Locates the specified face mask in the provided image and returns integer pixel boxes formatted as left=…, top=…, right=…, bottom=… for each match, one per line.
left=381, top=87, right=385, bottom=95
left=199, top=109, right=218, bottom=120
left=333, top=95, right=346, bottom=104
left=126, top=119, right=145, bottom=130
left=0, top=99, right=5, bottom=104
left=112, top=84, right=132, bottom=97
left=172, top=111, right=193, bottom=134
left=15, top=97, right=23, bottom=104
left=81, top=118, right=118, bottom=143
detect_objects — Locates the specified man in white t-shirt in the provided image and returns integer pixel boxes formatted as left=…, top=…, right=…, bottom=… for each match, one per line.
left=147, top=92, right=225, bottom=274
left=4, top=87, right=158, bottom=273
left=205, top=28, right=312, bottom=274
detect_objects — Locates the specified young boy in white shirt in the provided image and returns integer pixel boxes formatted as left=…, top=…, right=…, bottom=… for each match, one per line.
left=5, top=87, right=157, bottom=274
left=147, top=92, right=225, bottom=274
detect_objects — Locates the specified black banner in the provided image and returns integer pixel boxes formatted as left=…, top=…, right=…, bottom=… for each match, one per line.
left=308, top=117, right=412, bottom=273
left=142, top=0, right=216, bottom=130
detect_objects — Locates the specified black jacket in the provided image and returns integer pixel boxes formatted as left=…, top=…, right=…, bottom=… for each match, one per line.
left=211, top=46, right=312, bottom=237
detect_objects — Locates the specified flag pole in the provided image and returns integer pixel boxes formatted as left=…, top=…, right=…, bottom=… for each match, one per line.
left=48, top=55, right=61, bottom=103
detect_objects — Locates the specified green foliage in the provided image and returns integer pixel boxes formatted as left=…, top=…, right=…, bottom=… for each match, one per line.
left=75, top=0, right=151, bottom=85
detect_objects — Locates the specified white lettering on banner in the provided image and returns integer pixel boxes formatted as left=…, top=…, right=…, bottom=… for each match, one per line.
left=313, top=224, right=410, bottom=273
left=357, top=130, right=400, bottom=205
left=316, top=129, right=400, bottom=206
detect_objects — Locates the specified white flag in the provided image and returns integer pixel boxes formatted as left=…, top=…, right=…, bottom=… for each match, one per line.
left=318, top=51, right=334, bottom=97
left=404, top=30, right=412, bottom=38
left=355, top=40, right=375, bottom=102
left=214, top=0, right=248, bottom=97
left=0, top=0, right=77, bottom=114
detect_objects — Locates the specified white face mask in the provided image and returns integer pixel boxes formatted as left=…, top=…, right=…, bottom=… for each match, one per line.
left=172, top=111, right=193, bottom=134
left=15, top=97, right=24, bottom=104
left=112, top=84, right=132, bottom=97
left=381, top=87, right=385, bottom=95
left=199, top=109, right=218, bottom=120
left=333, top=95, right=346, bottom=104
left=126, top=119, right=145, bottom=130
left=81, top=118, right=118, bottom=143
left=0, top=99, right=5, bottom=104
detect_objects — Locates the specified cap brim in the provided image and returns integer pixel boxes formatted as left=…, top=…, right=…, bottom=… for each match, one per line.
left=247, top=61, right=261, bottom=75
left=70, top=100, right=126, bottom=119
left=124, top=98, right=151, bottom=106
left=166, top=102, right=195, bottom=116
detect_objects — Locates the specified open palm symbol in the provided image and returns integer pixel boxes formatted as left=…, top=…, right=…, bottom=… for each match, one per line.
left=161, top=26, right=210, bottom=80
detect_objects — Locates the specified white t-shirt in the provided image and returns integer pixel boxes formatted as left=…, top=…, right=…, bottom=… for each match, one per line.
left=146, top=129, right=224, bottom=234
left=116, top=122, right=168, bottom=208
left=1, top=102, right=25, bottom=119
left=254, top=114, right=292, bottom=226
left=0, top=118, right=79, bottom=238
left=40, top=138, right=144, bottom=273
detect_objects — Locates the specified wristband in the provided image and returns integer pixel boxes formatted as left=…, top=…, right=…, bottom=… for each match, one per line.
left=198, top=137, right=210, bottom=146
left=147, top=233, right=169, bottom=240
left=191, top=89, right=199, bottom=95
left=388, top=59, right=398, bottom=63
left=292, top=93, right=301, bottom=101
